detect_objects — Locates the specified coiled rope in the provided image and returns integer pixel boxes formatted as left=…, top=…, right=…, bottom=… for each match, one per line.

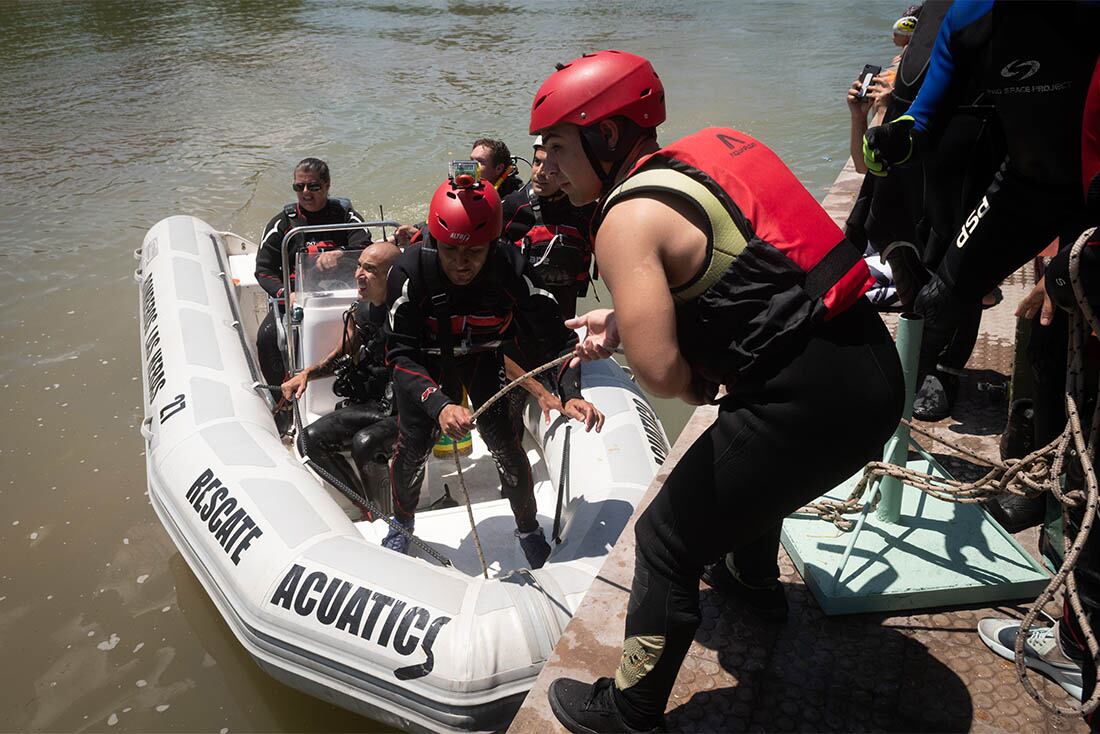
left=802, top=227, right=1099, bottom=717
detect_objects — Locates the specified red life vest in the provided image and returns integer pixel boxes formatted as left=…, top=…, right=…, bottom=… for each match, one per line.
left=600, top=128, right=874, bottom=381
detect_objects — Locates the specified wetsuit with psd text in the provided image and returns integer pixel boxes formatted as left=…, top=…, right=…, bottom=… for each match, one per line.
left=907, top=0, right=1100, bottom=375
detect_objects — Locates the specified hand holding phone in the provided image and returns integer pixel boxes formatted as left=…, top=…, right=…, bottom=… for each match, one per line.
left=856, top=64, right=882, bottom=99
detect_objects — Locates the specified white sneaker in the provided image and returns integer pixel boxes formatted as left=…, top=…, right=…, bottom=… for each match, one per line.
left=977, top=618, right=1083, bottom=701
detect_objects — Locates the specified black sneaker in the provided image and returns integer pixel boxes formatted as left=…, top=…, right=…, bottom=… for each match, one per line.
left=548, top=677, right=663, bottom=734
left=516, top=528, right=552, bottom=569
left=912, top=371, right=958, bottom=421
left=701, top=559, right=789, bottom=622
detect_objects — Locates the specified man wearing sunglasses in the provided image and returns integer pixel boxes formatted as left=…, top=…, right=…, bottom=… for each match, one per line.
left=254, top=157, right=371, bottom=415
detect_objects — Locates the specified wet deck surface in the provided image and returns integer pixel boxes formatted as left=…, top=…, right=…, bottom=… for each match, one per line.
left=509, top=161, right=1086, bottom=733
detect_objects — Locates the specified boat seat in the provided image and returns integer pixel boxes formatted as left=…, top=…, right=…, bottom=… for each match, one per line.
left=299, top=290, right=359, bottom=425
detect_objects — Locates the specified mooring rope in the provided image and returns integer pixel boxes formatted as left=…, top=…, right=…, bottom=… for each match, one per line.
left=799, top=227, right=1099, bottom=717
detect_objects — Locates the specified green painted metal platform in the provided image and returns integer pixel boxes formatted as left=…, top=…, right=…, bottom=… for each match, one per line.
left=781, top=452, right=1050, bottom=615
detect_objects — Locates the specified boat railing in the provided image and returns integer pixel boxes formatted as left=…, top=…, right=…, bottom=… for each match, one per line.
left=279, top=221, right=398, bottom=372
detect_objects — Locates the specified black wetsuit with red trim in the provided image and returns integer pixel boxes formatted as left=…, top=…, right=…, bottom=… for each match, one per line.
left=254, top=197, right=370, bottom=297
left=254, top=198, right=371, bottom=391
left=382, top=238, right=582, bottom=529
left=502, top=182, right=597, bottom=319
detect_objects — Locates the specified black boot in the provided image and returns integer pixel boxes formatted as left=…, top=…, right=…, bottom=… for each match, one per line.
left=912, top=371, right=959, bottom=421
left=981, top=399, right=1044, bottom=532
left=999, top=399, right=1035, bottom=460
left=548, top=677, right=664, bottom=734
left=882, top=240, right=930, bottom=311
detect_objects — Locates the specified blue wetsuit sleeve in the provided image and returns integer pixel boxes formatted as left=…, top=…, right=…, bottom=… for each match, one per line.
left=907, top=0, right=994, bottom=134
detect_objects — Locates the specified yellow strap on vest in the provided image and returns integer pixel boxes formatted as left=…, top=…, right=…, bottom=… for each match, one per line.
left=603, top=168, right=747, bottom=303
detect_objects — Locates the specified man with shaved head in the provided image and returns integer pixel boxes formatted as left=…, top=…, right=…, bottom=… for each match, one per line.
left=282, top=242, right=403, bottom=512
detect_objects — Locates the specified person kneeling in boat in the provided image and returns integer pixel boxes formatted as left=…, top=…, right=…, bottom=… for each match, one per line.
left=255, top=157, right=371, bottom=413
left=382, top=171, right=604, bottom=569
left=529, top=51, right=905, bottom=732
left=281, top=243, right=402, bottom=513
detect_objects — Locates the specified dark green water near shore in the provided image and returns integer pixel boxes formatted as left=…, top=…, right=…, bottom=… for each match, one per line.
left=0, top=1, right=896, bottom=729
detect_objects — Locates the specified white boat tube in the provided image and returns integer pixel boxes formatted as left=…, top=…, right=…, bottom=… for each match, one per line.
left=135, top=215, right=669, bottom=732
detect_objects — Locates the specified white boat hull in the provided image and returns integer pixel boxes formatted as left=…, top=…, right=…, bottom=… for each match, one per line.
left=136, top=215, right=669, bottom=731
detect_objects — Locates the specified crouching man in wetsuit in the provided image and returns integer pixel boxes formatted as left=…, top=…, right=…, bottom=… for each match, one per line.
left=281, top=243, right=402, bottom=514
left=530, top=51, right=905, bottom=732
left=382, top=173, right=604, bottom=568
left=863, top=0, right=1100, bottom=419
left=255, top=158, right=371, bottom=407
left=502, top=135, right=597, bottom=320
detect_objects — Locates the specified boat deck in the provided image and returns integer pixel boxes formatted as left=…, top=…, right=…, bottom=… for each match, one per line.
left=509, top=161, right=1088, bottom=733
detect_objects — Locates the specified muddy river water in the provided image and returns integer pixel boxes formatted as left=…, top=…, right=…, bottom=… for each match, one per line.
left=0, top=1, right=896, bottom=729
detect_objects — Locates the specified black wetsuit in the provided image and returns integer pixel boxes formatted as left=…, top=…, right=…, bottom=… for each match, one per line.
left=907, top=0, right=1100, bottom=376
left=588, top=129, right=906, bottom=728
left=495, top=170, right=524, bottom=199
left=501, top=182, right=597, bottom=320
left=301, top=301, right=398, bottom=512
left=383, top=239, right=582, bottom=529
left=254, top=198, right=371, bottom=390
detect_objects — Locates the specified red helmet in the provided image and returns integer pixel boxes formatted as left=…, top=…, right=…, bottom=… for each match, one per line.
left=529, top=50, right=665, bottom=134
left=427, top=178, right=502, bottom=248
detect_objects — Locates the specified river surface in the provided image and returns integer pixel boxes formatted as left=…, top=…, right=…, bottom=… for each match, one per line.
left=1, top=1, right=898, bottom=730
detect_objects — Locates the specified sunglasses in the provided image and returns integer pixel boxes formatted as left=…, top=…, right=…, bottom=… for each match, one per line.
left=292, top=182, right=324, bottom=192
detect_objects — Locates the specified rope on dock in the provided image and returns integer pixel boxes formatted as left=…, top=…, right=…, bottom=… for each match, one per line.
left=799, top=227, right=1099, bottom=718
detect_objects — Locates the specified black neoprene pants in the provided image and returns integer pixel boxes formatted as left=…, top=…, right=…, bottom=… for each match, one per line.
left=257, top=307, right=286, bottom=393
left=920, top=108, right=1002, bottom=373
left=389, top=350, right=538, bottom=532
left=916, top=162, right=1087, bottom=376
left=613, top=299, right=905, bottom=725
left=302, top=401, right=398, bottom=509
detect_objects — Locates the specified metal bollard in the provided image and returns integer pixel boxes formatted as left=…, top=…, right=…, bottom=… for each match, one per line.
left=877, top=313, right=924, bottom=523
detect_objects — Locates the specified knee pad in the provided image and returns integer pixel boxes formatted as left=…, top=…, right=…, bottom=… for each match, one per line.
left=352, top=425, right=395, bottom=466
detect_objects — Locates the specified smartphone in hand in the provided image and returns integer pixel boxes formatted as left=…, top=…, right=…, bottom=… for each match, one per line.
left=857, top=64, right=882, bottom=99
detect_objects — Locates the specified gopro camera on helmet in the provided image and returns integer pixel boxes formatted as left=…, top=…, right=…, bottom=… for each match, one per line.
left=448, top=160, right=481, bottom=188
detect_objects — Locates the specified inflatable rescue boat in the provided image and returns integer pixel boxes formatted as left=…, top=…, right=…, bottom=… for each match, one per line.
left=135, top=215, right=669, bottom=732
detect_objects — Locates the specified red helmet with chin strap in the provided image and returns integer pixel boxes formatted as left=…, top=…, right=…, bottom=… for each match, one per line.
left=428, top=178, right=502, bottom=248
left=529, top=50, right=665, bottom=134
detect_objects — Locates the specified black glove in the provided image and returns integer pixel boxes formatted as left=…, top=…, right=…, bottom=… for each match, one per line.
left=863, top=115, right=917, bottom=177
left=881, top=240, right=930, bottom=311
left=913, top=273, right=965, bottom=375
